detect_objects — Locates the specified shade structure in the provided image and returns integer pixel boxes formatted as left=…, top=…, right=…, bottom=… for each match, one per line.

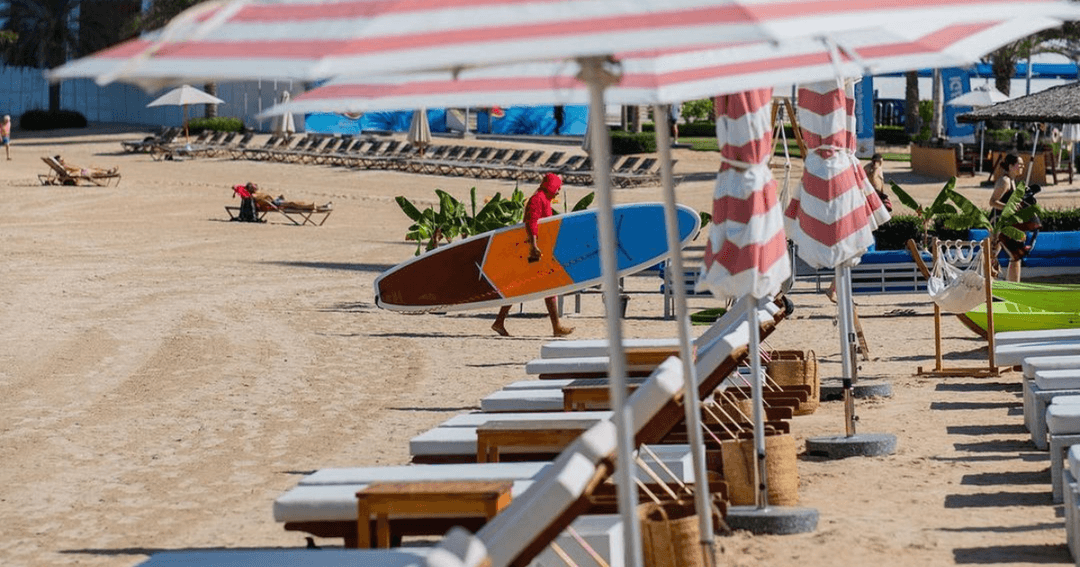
left=946, top=84, right=1009, bottom=107
left=959, top=81, right=1080, bottom=124
left=270, top=90, right=296, bottom=135
left=697, top=87, right=790, bottom=509
left=246, top=19, right=1068, bottom=120
left=146, top=84, right=225, bottom=143
left=46, top=2, right=1080, bottom=90
left=407, top=108, right=432, bottom=154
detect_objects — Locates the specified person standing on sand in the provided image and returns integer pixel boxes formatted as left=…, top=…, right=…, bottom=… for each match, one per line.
left=989, top=153, right=1029, bottom=282
left=1, top=115, right=11, bottom=160
left=492, top=172, right=574, bottom=338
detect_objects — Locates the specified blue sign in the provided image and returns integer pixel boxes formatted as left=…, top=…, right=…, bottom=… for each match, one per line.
left=942, top=68, right=975, bottom=142
left=854, top=76, right=875, bottom=157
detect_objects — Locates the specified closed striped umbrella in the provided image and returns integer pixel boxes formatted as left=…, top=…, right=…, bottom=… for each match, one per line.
left=698, top=87, right=789, bottom=509
left=845, top=82, right=892, bottom=230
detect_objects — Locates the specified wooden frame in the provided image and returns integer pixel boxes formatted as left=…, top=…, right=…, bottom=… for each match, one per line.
left=907, top=238, right=998, bottom=377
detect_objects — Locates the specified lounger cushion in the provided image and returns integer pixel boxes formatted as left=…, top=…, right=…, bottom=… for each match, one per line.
left=1052, top=395, right=1080, bottom=406
left=274, top=480, right=535, bottom=522
left=1024, top=356, right=1080, bottom=379
left=541, top=337, right=682, bottom=359
left=439, top=411, right=612, bottom=428
left=481, top=389, right=564, bottom=412
left=300, top=462, right=551, bottom=486
left=525, top=356, right=611, bottom=376
left=995, top=341, right=1080, bottom=368
left=501, top=379, right=573, bottom=390
left=1047, top=403, right=1080, bottom=435
left=135, top=549, right=430, bottom=566
left=997, top=329, right=1080, bottom=347
left=1036, top=369, right=1080, bottom=390
left=1071, top=445, right=1080, bottom=476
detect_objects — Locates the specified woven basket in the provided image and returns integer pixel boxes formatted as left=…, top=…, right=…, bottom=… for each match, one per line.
left=639, top=500, right=708, bottom=567
left=720, top=433, right=799, bottom=506
left=766, top=349, right=819, bottom=415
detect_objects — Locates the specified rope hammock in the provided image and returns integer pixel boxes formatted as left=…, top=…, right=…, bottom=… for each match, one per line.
left=927, top=239, right=986, bottom=313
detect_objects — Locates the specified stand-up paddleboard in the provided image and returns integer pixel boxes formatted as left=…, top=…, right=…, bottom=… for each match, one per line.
left=375, top=202, right=700, bottom=312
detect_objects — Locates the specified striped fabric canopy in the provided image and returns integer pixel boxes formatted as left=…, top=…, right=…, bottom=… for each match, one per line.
left=845, top=81, right=892, bottom=230
left=785, top=81, right=878, bottom=269
left=240, top=19, right=1067, bottom=116
left=698, top=88, right=790, bottom=302
left=46, top=1, right=1080, bottom=90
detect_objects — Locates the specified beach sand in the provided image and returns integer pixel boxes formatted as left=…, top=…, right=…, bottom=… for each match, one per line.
left=2, top=126, right=1079, bottom=566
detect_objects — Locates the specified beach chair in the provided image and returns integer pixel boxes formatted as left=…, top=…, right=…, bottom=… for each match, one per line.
left=256, top=200, right=334, bottom=226
left=139, top=417, right=622, bottom=566
left=994, top=340, right=1080, bottom=367
left=1022, top=356, right=1080, bottom=450
left=38, top=156, right=121, bottom=187
left=1046, top=397, right=1080, bottom=503
left=408, top=302, right=786, bottom=464
left=120, top=126, right=180, bottom=153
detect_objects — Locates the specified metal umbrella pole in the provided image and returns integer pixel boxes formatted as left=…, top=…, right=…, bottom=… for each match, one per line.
left=653, top=103, right=715, bottom=565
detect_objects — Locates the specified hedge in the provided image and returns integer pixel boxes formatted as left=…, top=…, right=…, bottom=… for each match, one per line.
left=609, top=131, right=657, bottom=154
left=871, top=209, right=1080, bottom=250
left=19, top=109, right=88, bottom=130
left=187, top=116, right=245, bottom=133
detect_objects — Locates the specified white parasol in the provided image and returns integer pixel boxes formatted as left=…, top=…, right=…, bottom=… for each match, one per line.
left=407, top=108, right=432, bottom=155
left=270, top=90, right=296, bottom=135
left=146, top=84, right=225, bottom=144
left=947, top=84, right=1010, bottom=171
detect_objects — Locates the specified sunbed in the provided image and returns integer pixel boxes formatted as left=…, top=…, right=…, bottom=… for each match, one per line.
left=994, top=340, right=1080, bottom=367
left=1046, top=397, right=1080, bottom=503
left=38, top=156, right=121, bottom=187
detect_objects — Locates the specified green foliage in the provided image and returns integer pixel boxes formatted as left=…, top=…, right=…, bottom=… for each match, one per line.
left=699, top=211, right=712, bottom=228
left=871, top=215, right=921, bottom=250
left=610, top=131, right=657, bottom=155
left=946, top=182, right=1041, bottom=244
left=681, top=99, right=713, bottom=123
left=397, top=187, right=594, bottom=255
left=888, top=178, right=959, bottom=248
left=19, top=109, right=87, bottom=130
left=1037, top=208, right=1080, bottom=232
left=187, top=116, right=245, bottom=133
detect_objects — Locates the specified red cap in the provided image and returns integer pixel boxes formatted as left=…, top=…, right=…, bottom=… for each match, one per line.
left=540, top=172, right=562, bottom=196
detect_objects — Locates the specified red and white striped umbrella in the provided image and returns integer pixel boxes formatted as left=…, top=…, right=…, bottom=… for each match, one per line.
left=699, top=89, right=790, bottom=302
left=784, top=81, right=877, bottom=270
left=697, top=87, right=789, bottom=509
left=46, top=2, right=1080, bottom=90
left=845, top=81, right=892, bottom=230
left=238, top=19, right=1065, bottom=118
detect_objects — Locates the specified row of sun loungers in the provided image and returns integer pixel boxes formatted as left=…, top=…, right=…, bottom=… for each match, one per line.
left=985, top=328, right=1080, bottom=564
left=228, top=133, right=666, bottom=186
left=135, top=294, right=803, bottom=566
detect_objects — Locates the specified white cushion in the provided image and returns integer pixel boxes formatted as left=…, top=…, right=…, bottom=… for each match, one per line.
left=994, top=341, right=1080, bottom=367
left=525, top=356, right=610, bottom=375
left=273, top=481, right=535, bottom=523
left=541, top=337, right=681, bottom=359
left=1036, top=369, right=1080, bottom=390
left=135, top=549, right=430, bottom=566
left=300, top=462, right=551, bottom=486
left=481, top=389, right=565, bottom=412
left=439, top=411, right=612, bottom=428
left=1051, top=395, right=1080, bottom=406
left=998, top=329, right=1080, bottom=347
left=1070, top=445, right=1080, bottom=475
left=502, top=379, right=572, bottom=390
left=1047, top=403, right=1080, bottom=435
left=531, top=514, right=623, bottom=567
left=1023, top=355, right=1080, bottom=379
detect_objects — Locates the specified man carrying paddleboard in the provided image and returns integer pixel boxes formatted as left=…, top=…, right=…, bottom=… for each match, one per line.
left=492, top=173, right=575, bottom=338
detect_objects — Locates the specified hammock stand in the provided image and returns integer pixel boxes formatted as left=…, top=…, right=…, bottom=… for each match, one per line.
left=907, top=237, right=999, bottom=378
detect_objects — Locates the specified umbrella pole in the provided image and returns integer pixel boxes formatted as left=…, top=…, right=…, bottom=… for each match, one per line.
left=1027, top=126, right=1041, bottom=186
left=747, top=296, right=769, bottom=509
left=836, top=264, right=858, bottom=436
left=978, top=122, right=985, bottom=173
left=653, top=104, right=716, bottom=564
left=580, top=56, right=643, bottom=567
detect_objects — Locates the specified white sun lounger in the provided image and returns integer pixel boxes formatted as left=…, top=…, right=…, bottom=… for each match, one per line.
left=1047, top=400, right=1080, bottom=503
left=1064, top=446, right=1080, bottom=562
left=994, top=341, right=1080, bottom=368
left=997, top=329, right=1080, bottom=348
left=1026, top=369, right=1080, bottom=450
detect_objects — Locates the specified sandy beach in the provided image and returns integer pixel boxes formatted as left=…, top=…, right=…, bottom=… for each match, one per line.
left=2, top=125, right=1080, bottom=567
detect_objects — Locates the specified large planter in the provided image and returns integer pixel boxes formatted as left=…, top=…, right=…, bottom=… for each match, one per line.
left=910, top=144, right=960, bottom=179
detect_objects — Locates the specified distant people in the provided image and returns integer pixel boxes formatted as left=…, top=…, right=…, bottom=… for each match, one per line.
left=240, top=182, right=331, bottom=212
left=669, top=103, right=682, bottom=144
left=2, top=115, right=11, bottom=160
left=492, top=173, right=574, bottom=338
left=863, top=153, right=892, bottom=212
left=989, top=153, right=1027, bottom=282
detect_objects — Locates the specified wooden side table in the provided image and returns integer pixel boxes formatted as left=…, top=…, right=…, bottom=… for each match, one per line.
left=355, top=481, right=513, bottom=548
left=475, top=419, right=597, bottom=463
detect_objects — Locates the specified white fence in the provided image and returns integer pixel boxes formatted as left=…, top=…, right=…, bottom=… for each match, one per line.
left=0, top=65, right=303, bottom=132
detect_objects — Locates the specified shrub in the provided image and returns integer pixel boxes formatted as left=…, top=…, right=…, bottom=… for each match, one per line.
left=610, top=131, right=657, bottom=154
left=19, top=109, right=88, bottom=130
left=1037, top=207, right=1080, bottom=231
left=187, top=116, right=244, bottom=133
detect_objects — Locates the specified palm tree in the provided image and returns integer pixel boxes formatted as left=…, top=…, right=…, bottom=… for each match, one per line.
left=1, top=0, right=81, bottom=111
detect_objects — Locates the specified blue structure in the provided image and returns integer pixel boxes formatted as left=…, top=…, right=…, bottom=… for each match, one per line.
left=305, top=105, right=589, bottom=136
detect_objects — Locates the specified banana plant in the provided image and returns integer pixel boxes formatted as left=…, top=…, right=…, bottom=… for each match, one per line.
left=889, top=178, right=959, bottom=249
left=944, top=181, right=1040, bottom=245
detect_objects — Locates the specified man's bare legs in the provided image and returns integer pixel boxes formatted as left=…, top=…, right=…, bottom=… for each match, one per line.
left=545, top=297, right=574, bottom=337
left=492, top=305, right=512, bottom=337
left=491, top=299, right=574, bottom=337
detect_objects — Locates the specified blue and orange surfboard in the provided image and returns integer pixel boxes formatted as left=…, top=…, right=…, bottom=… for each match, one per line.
left=374, top=203, right=700, bottom=312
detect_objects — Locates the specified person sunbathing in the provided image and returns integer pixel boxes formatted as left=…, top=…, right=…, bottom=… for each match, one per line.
left=243, top=182, right=331, bottom=211
left=55, top=155, right=118, bottom=177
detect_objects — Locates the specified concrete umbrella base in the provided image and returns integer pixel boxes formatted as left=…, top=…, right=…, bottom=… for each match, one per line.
left=724, top=505, right=819, bottom=535
left=805, top=433, right=898, bottom=460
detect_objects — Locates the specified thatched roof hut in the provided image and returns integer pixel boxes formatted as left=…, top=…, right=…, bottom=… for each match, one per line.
left=958, top=82, right=1080, bottom=124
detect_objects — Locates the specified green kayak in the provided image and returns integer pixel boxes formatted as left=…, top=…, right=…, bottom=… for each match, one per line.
left=959, top=300, right=1080, bottom=338
left=991, top=281, right=1080, bottom=312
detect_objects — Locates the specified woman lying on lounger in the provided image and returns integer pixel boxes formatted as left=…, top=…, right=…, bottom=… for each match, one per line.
left=55, top=155, right=118, bottom=177
left=242, top=182, right=332, bottom=211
